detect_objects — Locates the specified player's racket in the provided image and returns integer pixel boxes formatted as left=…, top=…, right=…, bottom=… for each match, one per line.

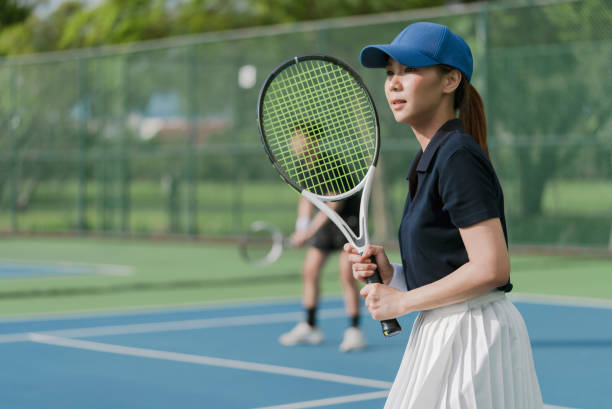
left=239, top=221, right=290, bottom=267
left=257, top=54, right=401, bottom=337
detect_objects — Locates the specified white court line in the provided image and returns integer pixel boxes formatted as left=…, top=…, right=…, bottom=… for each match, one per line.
left=254, top=397, right=575, bottom=409
left=26, top=334, right=577, bottom=409
left=0, top=308, right=348, bottom=344
left=0, top=294, right=334, bottom=322
left=2, top=291, right=610, bottom=322
left=510, top=293, right=612, bottom=309
left=252, top=390, right=389, bottom=409
left=543, top=406, right=580, bottom=409
left=250, top=395, right=578, bottom=409
left=19, top=319, right=579, bottom=409
left=3, top=293, right=612, bottom=343
left=544, top=404, right=578, bottom=409
left=28, top=333, right=393, bottom=390
left=3, top=297, right=588, bottom=409
left=0, top=258, right=133, bottom=277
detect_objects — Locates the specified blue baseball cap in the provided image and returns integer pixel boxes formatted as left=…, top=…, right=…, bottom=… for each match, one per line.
left=360, top=22, right=473, bottom=82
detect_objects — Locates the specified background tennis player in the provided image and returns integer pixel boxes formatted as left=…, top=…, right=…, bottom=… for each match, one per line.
left=278, top=121, right=366, bottom=352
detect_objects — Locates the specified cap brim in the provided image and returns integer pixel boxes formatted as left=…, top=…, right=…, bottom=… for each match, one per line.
left=360, top=44, right=439, bottom=68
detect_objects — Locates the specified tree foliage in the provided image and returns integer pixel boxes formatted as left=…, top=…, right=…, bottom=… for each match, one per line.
left=0, top=0, right=467, bottom=55
left=486, top=0, right=612, bottom=215
left=0, top=0, right=34, bottom=29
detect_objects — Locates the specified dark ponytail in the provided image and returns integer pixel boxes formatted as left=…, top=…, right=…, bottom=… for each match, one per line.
left=439, top=66, right=489, bottom=158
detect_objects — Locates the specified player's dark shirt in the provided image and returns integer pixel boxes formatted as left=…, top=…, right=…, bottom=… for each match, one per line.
left=398, top=119, right=513, bottom=292
left=298, top=153, right=361, bottom=223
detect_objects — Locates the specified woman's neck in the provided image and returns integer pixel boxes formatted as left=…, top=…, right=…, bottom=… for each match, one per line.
left=410, top=106, right=456, bottom=152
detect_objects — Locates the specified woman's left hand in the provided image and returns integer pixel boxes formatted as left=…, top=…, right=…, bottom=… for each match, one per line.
left=361, top=283, right=406, bottom=321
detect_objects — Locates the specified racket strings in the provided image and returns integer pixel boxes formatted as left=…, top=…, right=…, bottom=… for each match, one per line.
left=261, top=58, right=376, bottom=197
left=266, top=63, right=370, bottom=143
left=295, top=156, right=366, bottom=195
left=280, top=138, right=368, bottom=195
left=268, top=64, right=372, bottom=147
left=265, top=66, right=372, bottom=149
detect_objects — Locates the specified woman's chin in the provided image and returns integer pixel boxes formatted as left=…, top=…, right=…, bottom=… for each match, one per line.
left=392, top=111, right=413, bottom=125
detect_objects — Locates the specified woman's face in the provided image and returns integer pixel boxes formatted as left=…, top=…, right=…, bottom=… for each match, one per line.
left=384, top=58, right=445, bottom=126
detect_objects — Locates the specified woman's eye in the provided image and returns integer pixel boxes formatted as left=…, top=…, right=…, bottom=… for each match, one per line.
left=386, top=70, right=394, bottom=77
left=404, top=67, right=417, bottom=73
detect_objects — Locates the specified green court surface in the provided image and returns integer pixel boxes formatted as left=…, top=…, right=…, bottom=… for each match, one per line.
left=0, top=237, right=611, bottom=317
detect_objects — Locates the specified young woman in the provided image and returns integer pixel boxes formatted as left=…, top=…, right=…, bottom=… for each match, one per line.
left=279, top=121, right=366, bottom=352
left=344, top=22, right=544, bottom=408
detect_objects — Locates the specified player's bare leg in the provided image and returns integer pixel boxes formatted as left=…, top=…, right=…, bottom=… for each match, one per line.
left=279, top=247, right=328, bottom=346
left=338, top=250, right=366, bottom=351
left=301, top=246, right=329, bottom=310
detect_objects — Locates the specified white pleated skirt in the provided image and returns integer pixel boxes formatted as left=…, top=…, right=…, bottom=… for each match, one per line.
left=384, top=291, right=543, bottom=409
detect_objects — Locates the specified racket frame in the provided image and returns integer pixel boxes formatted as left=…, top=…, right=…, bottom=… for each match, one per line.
left=239, top=221, right=287, bottom=267
left=257, top=54, right=380, bottom=254
left=258, top=54, right=401, bottom=337
left=301, top=165, right=375, bottom=254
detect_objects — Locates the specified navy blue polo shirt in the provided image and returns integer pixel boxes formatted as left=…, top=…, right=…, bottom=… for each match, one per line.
left=398, top=119, right=513, bottom=292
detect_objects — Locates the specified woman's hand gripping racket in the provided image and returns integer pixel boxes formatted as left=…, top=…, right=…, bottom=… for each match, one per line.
left=257, top=55, right=401, bottom=337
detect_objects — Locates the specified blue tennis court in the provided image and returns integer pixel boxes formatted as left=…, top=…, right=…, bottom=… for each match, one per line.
left=1, top=296, right=610, bottom=409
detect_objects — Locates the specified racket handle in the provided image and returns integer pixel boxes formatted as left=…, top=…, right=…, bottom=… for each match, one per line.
left=366, top=257, right=402, bottom=337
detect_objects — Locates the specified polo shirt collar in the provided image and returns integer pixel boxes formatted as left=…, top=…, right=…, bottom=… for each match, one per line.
left=416, top=119, right=464, bottom=173
left=405, top=149, right=422, bottom=195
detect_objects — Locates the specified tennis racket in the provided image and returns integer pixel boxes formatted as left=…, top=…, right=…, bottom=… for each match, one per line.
left=257, top=54, right=401, bottom=337
left=239, top=221, right=290, bottom=267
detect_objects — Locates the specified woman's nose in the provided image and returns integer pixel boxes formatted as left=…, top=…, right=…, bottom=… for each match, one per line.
left=388, top=75, right=401, bottom=91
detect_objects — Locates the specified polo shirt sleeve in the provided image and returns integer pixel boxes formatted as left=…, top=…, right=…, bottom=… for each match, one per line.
left=438, top=147, right=501, bottom=228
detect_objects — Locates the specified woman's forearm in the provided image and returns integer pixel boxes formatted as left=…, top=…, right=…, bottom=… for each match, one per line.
left=398, top=259, right=507, bottom=315
left=397, top=218, right=510, bottom=315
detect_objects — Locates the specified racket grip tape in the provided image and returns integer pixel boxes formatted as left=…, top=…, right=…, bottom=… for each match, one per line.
left=365, top=256, right=402, bottom=337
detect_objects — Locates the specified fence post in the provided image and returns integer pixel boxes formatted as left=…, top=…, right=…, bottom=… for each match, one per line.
left=372, top=158, right=389, bottom=242
left=120, top=55, right=131, bottom=234
left=97, top=59, right=109, bottom=232
left=478, top=3, right=490, bottom=130
left=76, top=58, right=88, bottom=233
left=187, top=45, right=198, bottom=237
left=233, top=57, right=248, bottom=235
left=9, top=66, right=18, bottom=233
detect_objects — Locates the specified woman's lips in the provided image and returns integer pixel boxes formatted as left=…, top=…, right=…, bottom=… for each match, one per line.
left=390, top=99, right=406, bottom=110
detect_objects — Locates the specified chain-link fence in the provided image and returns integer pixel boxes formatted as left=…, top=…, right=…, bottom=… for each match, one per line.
left=0, top=0, right=611, bottom=249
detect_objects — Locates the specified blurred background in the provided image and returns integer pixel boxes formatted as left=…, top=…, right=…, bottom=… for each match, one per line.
left=1, top=1, right=611, bottom=409
left=0, top=0, right=610, bottom=250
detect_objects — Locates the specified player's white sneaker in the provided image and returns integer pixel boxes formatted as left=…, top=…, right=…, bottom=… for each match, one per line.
left=339, top=327, right=366, bottom=352
left=279, top=322, right=324, bottom=346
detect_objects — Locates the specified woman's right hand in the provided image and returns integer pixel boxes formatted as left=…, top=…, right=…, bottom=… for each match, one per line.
left=290, top=230, right=310, bottom=248
left=343, top=243, right=394, bottom=284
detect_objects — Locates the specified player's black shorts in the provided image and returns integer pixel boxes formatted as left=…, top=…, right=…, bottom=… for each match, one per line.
left=309, top=216, right=359, bottom=252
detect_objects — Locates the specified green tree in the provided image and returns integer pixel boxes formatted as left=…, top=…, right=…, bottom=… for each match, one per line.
left=59, top=0, right=172, bottom=49
left=0, top=0, right=476, bottom=55
left=487, top=0, right=612, bottom=216
left=0, top=0, right=34, bottom=29
left=0, top=2, right=83, bottom=55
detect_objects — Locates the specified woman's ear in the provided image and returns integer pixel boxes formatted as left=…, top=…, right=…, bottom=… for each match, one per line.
left=442, top=69, right=462, bottom=94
